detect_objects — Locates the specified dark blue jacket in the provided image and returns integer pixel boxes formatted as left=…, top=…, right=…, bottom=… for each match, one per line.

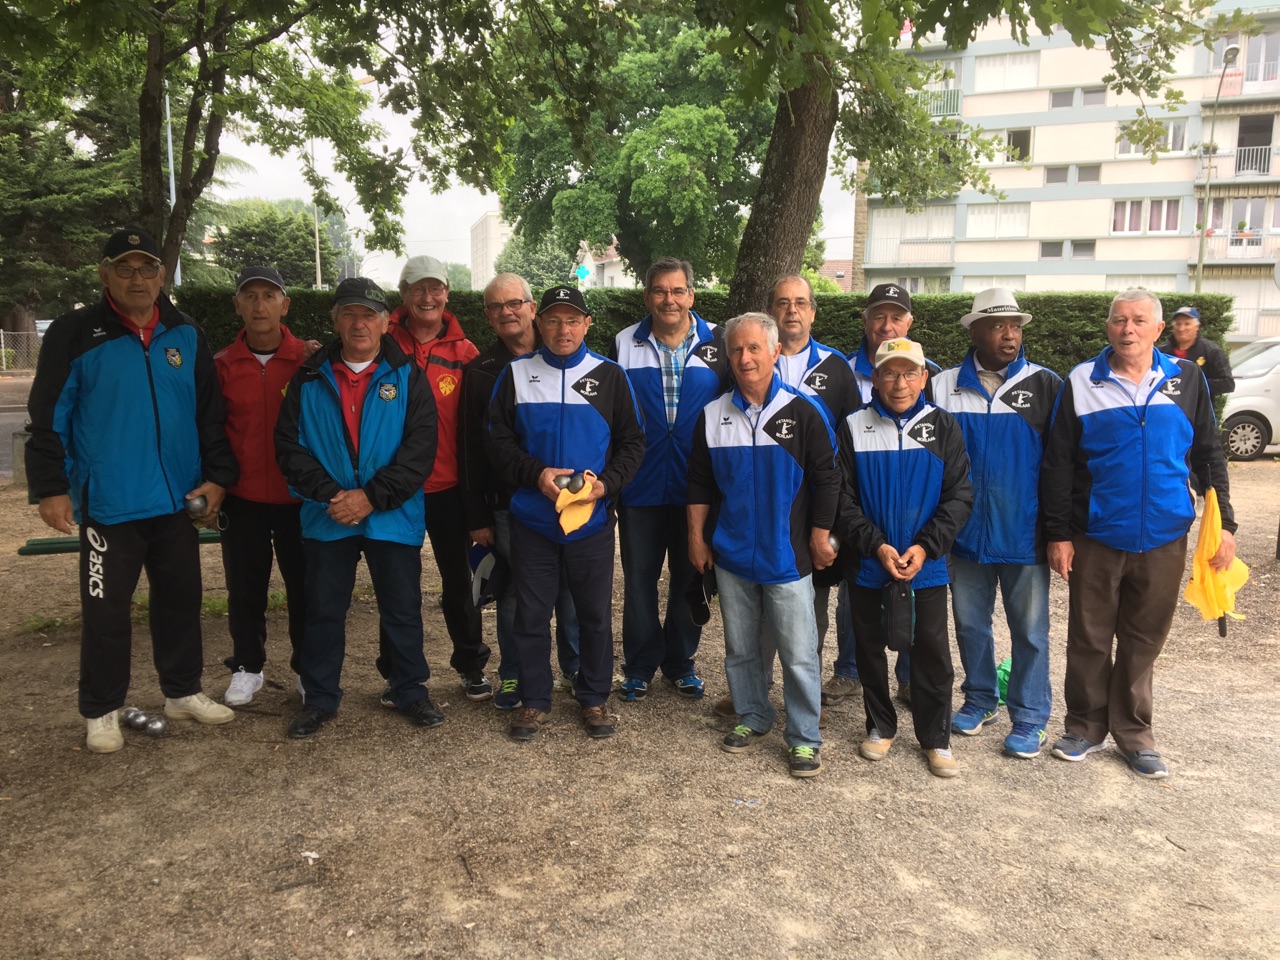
left=26, top=294, right=236, bottom=524
left=776, top=337, right=861, bottom=432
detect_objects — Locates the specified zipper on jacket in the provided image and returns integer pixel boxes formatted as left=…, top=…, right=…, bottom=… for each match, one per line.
left=140, top=338, right=179, bottom=513
left=321, top=368, right=363, bottom=488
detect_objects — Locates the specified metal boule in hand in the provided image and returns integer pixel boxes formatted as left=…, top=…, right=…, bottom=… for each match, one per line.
left=184, top=495, right=208, bottom=517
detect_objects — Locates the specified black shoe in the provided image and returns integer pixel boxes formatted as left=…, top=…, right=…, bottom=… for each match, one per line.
left=288, top=705, right=335, bottom=739
left=401, top=696, right=445, bottom=728
left=379, top=684, right=395, bottom=709
left=461, top=671, right=493, bottom=702
left=582, top=703, right=616, bottom=739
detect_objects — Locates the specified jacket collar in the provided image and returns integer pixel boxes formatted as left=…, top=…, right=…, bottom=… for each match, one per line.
left=957, top=346, right=1027, bottom=393
left=870, top=390, right=928, bottom=424
left=634, top=311, right=714, bottom=349
left=1091, top=346, right=1178, bottom=384
left=537, top=340, right=590, bottom=369
left=731, top=371, right=782, bottom=414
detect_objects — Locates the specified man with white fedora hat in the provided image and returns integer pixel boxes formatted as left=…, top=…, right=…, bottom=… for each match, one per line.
left=933, top=287, right=1062, bottom=758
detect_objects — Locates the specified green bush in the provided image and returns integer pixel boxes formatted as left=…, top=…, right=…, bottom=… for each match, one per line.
left=175, top=285, right=1234, bottom=376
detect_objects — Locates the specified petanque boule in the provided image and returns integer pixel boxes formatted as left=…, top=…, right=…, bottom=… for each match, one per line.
left=121, top=706, right=142, bottom=724
left=828, top=532, right=841, bottom=552
left=554, top=474, right=573, bottom=490
left=184, top=494, right=208, bottom=517
left=144, top=716, right=168, bottom=737
left=567, top=472, right=586, bottom=493
left=128, top=711, right=151, bottom=730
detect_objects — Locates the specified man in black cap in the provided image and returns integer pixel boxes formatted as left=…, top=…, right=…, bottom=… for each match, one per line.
left=27, top=227, right=239, bottom=753
left=274, top=278, right=441, bottom=739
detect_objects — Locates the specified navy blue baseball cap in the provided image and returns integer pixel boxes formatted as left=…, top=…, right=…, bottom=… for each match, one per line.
left=235, top=265, right=287, bottom=294
left=1172, top=306, right=1201, bottom=321
left=102, top=228, right=161, bottom=263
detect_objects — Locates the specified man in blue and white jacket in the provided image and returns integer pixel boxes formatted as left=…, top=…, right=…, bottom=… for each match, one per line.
left=1042, top=289, right=1235, bottom=780
left=613, top=257, right=729, bottom=702
left=275, top=278, right=440, bottom=740
left=687, top=312, right=840, bottom=779
left=836, top=338, right=973, bottom=779
left=933, top=288, right=1061, bottom=759
left=487, top=285, right=646, bottom=742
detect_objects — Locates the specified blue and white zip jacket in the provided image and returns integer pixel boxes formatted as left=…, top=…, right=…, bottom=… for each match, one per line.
left=776, top=337, right=861, bottom=432
left=275, top=336, right=437, bottom=546
left=1042, top=347, right=1235, bottom=553
left=613, top=312, right=729, bottom=507
left=687, top=375, right=839, bottom=585
left=835, top=393, right=973, bottom=590
left=26, top=294, right=237, bottom=525
left=486, top=341, right=646, bottom=542
left=932, top=348, right=1061, bottom=565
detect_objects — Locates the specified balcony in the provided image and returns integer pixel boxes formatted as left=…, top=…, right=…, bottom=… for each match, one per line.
left=1196, top=232, right=1280, bottom=261
left=1228, top=308, right=1280, bottom=338
left=1218, top=61, right=1280, bottom=98
left=918, top=88, right=961, bottom=117
left=1196, top=146, right=1276, bottom=181
left=864, top=237, right=955, bottom=265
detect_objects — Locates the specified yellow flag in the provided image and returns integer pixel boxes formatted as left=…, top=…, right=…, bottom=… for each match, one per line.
left=1183, top=488, right=1249, bottom=621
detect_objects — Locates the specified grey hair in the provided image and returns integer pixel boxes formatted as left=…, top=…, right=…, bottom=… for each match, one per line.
left=767, top=273, right=815, bottom=307
left=723, top=311, right=779, bottom=354
left=330, top=304, right=390, bottom=324
left=485, top=272, right=533, bottom=302
left=645, top=256, right=694, bottom=289
left=1108, top=288, right=1163, bottom=324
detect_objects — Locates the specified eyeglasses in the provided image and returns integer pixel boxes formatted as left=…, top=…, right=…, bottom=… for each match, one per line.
left=110, top=262, right=161, bottom=279
left=411, top=282, right=447, bottom=296
left=649, top=286, right=690, bottom=300
left=772, top=298, right=811, bottom=311
left=878, top=369, right=924, bottom=384
left=541, top=317, right=586, bottom=330
left=484, top=298, right=532, bottom=315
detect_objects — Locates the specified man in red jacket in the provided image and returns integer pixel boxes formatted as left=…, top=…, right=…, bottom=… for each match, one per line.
left=384, top=255, right=491, bottom=701
left=214, top=266, right=309, bottom=706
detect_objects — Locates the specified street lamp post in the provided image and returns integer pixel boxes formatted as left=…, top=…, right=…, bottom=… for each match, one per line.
left=1195, top=43, right=1241, bottom=293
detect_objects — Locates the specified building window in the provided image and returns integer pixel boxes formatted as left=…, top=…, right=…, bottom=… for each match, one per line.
left=1112, top=200, right=1144, bottom=234
left=1045, top=165, right=1069, bottom=184
left=974, top=52, right=1039, bottom=92
left=1081, top=87, right=1106, bottom=106
left=1117, top=120, right=1186, bottom=155
left=1148, top=198, right=1180, bottom=233
left=1050, top=87, right=1106, bottom=109
left=1040, top=241, right=1064, bottom=259
left=1107, top=274, right=1176, bottom=290
left=963, top=275, right=1026, bottom=292
left=880, top=276, right=951, bottom=294
left=1050, top=90, right=1073, bottom=109
left=1077, top=164, right=1102, bottom=183
left=1071, top=240, right=1097, bottom=259
left=1005, top=129, right=1031, bottom=162
left=967, top=202, right=1031, bottom=239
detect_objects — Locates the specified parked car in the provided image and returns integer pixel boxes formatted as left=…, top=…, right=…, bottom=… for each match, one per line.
left=1221, top=336, right=1280, bottom=460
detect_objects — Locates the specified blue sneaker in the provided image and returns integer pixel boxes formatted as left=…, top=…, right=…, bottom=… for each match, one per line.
left=1122, top=749, right=1169, bottom=779
left=1004, top=722, right=1047, bottom=758
left=670, top=674, right=705, bottom=699
left=1051, top=732, right=1107, bottom=762
left=493, top=677, right=521, bottom=710
left=952, top=702, right=1000, bottom=736
left=619, top=678, right=649, bottom=702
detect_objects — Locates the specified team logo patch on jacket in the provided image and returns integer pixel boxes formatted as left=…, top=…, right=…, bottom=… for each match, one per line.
left=908, top=420, right=937, bottom=445
left=379, top=383, right=398, bottom=401
left=164, top=347, right=183, bottom=368
left=574, top=376, right=599, bottom=397
left=437, top=374, right=458, bottom=396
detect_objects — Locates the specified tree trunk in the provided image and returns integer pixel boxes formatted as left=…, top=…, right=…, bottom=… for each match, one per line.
left=726, top=75, right=838, bottom=316
left=849, top=159, right=869, bottom=292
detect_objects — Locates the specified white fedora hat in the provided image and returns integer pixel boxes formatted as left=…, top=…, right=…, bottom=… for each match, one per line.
left=960, top=287, right=1032, bottom=329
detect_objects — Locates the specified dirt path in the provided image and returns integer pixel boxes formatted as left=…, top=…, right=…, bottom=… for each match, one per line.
left=0, top=464, right=1276, bottom=959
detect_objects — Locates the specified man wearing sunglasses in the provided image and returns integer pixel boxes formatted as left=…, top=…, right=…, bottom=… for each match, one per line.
left=27, top=228, right=239, bottom=753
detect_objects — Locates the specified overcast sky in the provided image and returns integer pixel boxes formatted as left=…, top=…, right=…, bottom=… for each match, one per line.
left=219, top=106, right=856, bottom=288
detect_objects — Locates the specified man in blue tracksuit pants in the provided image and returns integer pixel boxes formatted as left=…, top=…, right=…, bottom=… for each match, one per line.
left=487, top=285, right=646, bottom=742
left=933, top=288, right=1061, bottom=759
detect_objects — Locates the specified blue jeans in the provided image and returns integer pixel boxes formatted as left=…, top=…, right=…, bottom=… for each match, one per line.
left=716, top=566, right=822, bottom=749
left=299, top=537, right=430, bottom=714
left=950, top=557, right=1051, bottom=728
left=829, top=581, right=910, bottom=687
left=619, top=505, right=702, bottom=682
left=493, top=510, right=580, bottom=681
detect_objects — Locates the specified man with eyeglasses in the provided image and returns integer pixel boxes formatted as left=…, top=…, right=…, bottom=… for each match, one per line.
left=487, top=286, right=645, bottom=742
left=932, top=288, right=1061, bottom=759
left=384, top=255, right=491, bottom=704
left=835, top=338, right=972, bottom=778
left=459, top=273, right=580, bottom=710
left=612, top=256, right=729, bottom=704
left=27, top=228, right=239, bottom=753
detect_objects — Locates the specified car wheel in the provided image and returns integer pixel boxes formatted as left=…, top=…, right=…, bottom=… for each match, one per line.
left=1222, top=413, right=1270, bottom=461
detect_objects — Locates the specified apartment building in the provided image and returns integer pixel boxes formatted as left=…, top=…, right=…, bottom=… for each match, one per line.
left=469, top=210, right=514, bottom=291
left=866, top=3, right=1280, bottom=340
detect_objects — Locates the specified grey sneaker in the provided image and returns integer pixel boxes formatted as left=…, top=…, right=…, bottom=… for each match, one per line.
left=86, top=710, right=123, bottom=753
left=1122, top=748, right=1169, bottom=779
left=821, top=674, right=859, bottom=705
left=1051, top=733, right=1107, bottom=762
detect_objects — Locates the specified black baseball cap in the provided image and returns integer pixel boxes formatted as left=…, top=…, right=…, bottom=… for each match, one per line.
left=235, top=265, right=287, bottom=294
left=332, top=277, right=388, bottom=311
left=102, top=228, right=161, bottom=263
left=537, top=285, right=590, bottom=316
left=864, top=283, right=913, bottom=314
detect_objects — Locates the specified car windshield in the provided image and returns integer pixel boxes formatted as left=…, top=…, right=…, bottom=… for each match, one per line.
left=1231, top=341, right=1280, bottom=377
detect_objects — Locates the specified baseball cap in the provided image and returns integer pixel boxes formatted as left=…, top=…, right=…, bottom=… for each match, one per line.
left=332, top=277, right=389, bottom=311
left=960, top=287, right=1032, bottom=329
left=235, top=265, right=287, bottom=294
left=874, top=338, right=926, bottom=368
left=102, top=228, right=161, bottom=264
left=1171, top=305, right=1201, bottom=321
left=537, top=285, right=590, bottom=316
left=864, top=283, right=912, bottom=314
left=469, top=544, right=497, bottom=608
left=684, top=568, right=718, bottom=626
left=399, top=255, right=449, bottom=289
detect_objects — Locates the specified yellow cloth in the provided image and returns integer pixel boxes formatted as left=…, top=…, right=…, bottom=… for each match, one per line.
left=1183, top=488, right=1249, bottom=621
left=555, top=470, right=599, bottom=535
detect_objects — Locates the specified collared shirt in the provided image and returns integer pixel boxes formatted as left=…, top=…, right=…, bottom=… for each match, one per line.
left=654, top=324, right=698, bottom=426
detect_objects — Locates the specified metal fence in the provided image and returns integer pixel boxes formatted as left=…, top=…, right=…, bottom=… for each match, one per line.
left=0, top=331, right=41, bottom=372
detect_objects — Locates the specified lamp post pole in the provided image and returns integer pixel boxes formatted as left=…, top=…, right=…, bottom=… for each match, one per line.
left=1196, top=44, right=1240, bottom=293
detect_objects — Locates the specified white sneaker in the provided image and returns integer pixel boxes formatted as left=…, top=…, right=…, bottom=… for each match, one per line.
left=86, top=710, right=124, bottom=753
left=223, top=669, right=264, bottom=706
left=165, top=692, right=235, bottom=725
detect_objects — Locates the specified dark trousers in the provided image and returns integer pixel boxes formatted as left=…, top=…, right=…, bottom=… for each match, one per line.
left=848, top=583, right=953, bottom=749
left=1064, top=534, right=1186, bottom=751
left=509, top=518, right=615, bottom=712
left=301, top=537, right=430, bottom=714
left=493, top=509, right=580, bottom=681
left=619, top=504, right=702, bottom=682
left=78, top=512, right=204, bottom=718
left=219, top=496, right=306, bottom=675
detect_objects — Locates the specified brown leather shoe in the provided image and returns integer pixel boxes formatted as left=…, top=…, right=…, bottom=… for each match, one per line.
left=509, top=706, right=549, bottom=742
left=582, top=703, right=616, bottom=739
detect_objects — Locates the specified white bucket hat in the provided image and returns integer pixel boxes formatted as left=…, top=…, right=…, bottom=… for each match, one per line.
left=960, top=287, right=1032, bottom=329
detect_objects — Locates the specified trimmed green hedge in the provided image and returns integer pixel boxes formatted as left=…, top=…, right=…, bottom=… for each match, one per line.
left=175, top=285, right=1234, bottom=377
